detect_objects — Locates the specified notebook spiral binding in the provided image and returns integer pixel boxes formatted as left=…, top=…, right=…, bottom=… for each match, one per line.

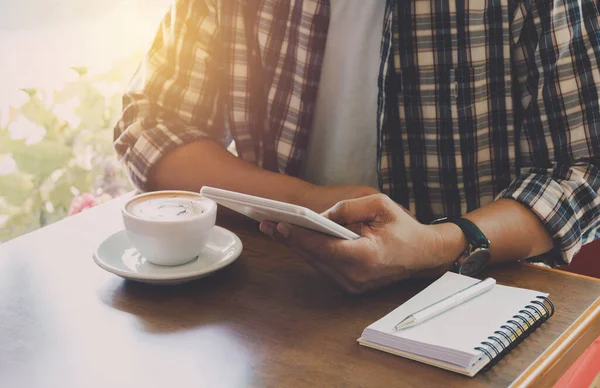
left=474, top=296, right=554, bottom=372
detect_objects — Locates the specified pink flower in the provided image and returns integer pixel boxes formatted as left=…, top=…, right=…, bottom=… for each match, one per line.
left=68, top=193, right=97, bottom=216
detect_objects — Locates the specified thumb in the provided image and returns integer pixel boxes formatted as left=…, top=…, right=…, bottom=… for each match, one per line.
left=324, top=194, right=396, bottom=226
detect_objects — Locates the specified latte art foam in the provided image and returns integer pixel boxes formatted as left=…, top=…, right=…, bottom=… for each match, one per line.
left=127, top=195, right=206, bottom=221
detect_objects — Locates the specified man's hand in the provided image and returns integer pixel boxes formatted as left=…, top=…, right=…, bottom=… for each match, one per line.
left=259, top=194, right=465, bottom=294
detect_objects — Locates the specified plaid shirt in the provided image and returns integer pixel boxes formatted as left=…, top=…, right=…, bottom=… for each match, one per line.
left=114, top=0, right=600, bottom=266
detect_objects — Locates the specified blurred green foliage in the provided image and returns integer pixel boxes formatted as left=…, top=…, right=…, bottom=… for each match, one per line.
left=0, top=58, right=138, bottom=242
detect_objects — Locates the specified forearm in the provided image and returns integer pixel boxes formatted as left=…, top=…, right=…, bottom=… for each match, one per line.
left=148, top=139, right=315, bottom=205
left=432, top=199, right=554, bottom=269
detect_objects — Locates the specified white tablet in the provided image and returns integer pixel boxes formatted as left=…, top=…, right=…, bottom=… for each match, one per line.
left=199, top=186, right=360, bottom=240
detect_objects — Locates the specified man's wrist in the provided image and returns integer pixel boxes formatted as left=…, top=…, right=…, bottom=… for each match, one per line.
left=430, top=222, right=468, bottom=270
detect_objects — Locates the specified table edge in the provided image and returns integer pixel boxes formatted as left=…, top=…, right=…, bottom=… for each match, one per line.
left=522, top=262, right=600, bottom=283
left=509, top=263, right=600, bottom=387
left=508, top=295, right=600, bottom=387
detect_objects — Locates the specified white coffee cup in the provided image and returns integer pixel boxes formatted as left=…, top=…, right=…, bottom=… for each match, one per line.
left=121, top=190, right=217, bottom=266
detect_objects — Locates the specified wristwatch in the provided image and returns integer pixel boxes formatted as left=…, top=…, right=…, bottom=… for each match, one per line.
left=431, top=217, right=491, bottom=277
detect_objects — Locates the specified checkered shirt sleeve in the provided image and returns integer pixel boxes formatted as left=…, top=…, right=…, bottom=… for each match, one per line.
left=113, top=0, right=226, bottom=191
left=498, top=0, right=600, bottom=265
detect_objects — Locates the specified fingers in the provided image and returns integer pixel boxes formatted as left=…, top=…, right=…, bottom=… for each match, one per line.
left=259, top=221, right=396, bottom=294
left=294, top=249, right=361, bottom=294
left=324, top=194, right=397, bottom=226
left=268, top=223, right=377, bottom=294
left=281, top=225, right=400, bottom=295
left=259, top=220, right=343, bottom=257
left=259, top=220, right=277, bottom=236
left=274, top=222, right=356, bottom=261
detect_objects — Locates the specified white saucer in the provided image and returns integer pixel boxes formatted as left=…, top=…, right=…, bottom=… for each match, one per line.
left=93, top=226, right=243, bottom=285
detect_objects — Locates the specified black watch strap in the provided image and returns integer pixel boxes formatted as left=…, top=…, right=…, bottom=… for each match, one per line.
left=431, top=217, right=491, bottom=276
left=432, top=217, right=490, bottom=250
left=447, top=218, right=490, bottom=249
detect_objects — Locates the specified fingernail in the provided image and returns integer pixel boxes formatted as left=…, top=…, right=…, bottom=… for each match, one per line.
left=277, top=223, right=290, bottom=238
left=259, top=222, right=274, bottom=237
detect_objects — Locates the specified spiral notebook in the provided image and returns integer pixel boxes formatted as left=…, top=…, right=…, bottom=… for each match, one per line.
left=358, top=272, right=554, bottom=377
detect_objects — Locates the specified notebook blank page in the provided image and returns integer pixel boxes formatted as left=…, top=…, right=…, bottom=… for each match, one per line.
left=365, top=272, right=547, bottom=357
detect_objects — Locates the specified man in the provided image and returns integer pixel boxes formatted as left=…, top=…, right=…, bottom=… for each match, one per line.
left=114, top=0, right=600, bottom=293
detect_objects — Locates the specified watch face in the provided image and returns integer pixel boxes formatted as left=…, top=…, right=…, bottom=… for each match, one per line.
left=457, top=249, right=491, bottom=277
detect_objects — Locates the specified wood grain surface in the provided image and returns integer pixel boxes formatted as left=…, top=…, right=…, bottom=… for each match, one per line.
left=0, top=195, right=599, bottom=388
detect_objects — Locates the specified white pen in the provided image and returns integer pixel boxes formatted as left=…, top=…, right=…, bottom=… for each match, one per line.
left=394, top=277, right=496, bottom=330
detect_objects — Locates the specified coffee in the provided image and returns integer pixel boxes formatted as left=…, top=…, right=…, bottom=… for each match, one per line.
left=126, top=193, right=206, bottom=221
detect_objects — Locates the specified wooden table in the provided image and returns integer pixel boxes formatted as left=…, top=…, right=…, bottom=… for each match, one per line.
left=1, top=194, right=599, bottom=388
